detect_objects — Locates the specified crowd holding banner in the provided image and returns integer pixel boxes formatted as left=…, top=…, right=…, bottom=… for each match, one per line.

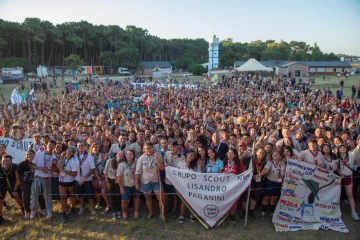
left=0, top=74, right=359, bottom=232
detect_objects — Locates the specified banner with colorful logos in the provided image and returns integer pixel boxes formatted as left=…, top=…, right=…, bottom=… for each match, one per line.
left=272, top=159, right=348, bottom=233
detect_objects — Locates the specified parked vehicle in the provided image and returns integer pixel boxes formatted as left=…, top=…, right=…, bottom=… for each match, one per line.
left=118, top=67, right=130, bottom=76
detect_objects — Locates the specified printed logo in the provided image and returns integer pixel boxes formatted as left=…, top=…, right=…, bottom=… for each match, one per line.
left=203, top=205, right=219, bottom=218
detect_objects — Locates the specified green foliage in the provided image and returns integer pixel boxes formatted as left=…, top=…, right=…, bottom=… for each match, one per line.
left=189, top=64, right=207, bottom=75
left=0, top=57, right=33, bottom=72
left=64, top=54, right=84, bottom=70
left=175, top=58, right=195, bottom=70
left=0, top=18, right=341, bottom=72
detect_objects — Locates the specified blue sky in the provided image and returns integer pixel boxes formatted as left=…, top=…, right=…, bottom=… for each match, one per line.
left=1, top=0, right=359, bottom=55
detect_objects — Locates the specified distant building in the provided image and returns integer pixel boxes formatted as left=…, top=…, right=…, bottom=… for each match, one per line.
left=139, top=61, right=172, bottom=76
left=234, top=60, right=352, bottom=76
left=208, top=35, right=220, bottom=70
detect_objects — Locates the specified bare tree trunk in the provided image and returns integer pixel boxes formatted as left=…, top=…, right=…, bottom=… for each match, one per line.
left=41, top=42, right=44, bottom=65
left=13, top=35, right=16, bottom=56
left=27, top=33, right=31, bottom=65
left=33, top=41, right=37, bottom=67
left=48, top=41, right=54, bottom=66
left=22, top=40, right=26, bottom=58
left=83, top=35, right=87, bottom=64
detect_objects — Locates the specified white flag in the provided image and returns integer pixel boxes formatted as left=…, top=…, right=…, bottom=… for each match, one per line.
left=10, top=89, right=21, bottom=105
left=166, top=167, right=252, bottom=229
left=29, top=88, right=36, bottom=103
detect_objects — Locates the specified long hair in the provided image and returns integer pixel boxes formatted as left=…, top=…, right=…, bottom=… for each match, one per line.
left=112, top=150, right=124, bottom=170
left=186, top=149, right=198, bottom=170
left=24, top=149, right=35, bottom=161
left=225, top=148, right=242, bottom=174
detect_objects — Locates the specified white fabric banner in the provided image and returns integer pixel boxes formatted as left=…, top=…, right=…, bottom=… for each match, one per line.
left=0, top=138, right=33, bottom=164
left=165, top=167, right=252, bottom=229
left=272, top=159, right=348, bottom=233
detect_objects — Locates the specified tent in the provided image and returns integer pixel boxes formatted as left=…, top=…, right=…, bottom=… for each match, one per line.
left=236, top=58, right=273, bottom=72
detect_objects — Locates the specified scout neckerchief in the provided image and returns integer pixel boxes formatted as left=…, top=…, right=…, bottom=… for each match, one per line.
left=309, top=149, right=318, bottom=166
left=1, top=164, right=13, bottom=191
left=146, top=155, right=154, bottom=168
left=198, top=157, right=206, bottom=169
left=43, top=152, right=52, bottom=169
left=60, top=156, right=73, bottom=181
left=77, top=151, right=88, bottom=177
left=207, top=159, right=216, bottom=173
left=227, top=160, right=235, bottom=174
left=255, top=158, right=264, bottom=175
left=138, top=141, right=144, bottom=155
left=272, top=160, right=283, bottom=183
left=340, top=154, right=348, bottom=170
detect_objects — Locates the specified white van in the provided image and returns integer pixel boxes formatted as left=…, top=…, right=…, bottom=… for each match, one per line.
left=118, top=68, right=130, bottom=76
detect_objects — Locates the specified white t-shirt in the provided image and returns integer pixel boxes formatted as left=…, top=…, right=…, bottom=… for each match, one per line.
left=32, top=151, right=56, bottom=177
left=164, top=152, right=185, bottom=185
left=59, top=157, right=78, bottom=183
left=75, top=152, right=95, bottom=181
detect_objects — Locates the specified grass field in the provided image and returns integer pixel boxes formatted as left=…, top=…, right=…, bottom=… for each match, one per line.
left=1, top=75, right=360, bottom=239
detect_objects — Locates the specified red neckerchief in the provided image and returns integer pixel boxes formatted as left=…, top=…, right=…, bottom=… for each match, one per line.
left=309, top=150, right=318, bottom=157
left=273, top=160, right=282, bottom=179
left=255, top=158, right=263, bottom=174
left=227, top=160, right=235, bottom=173
left=340, top=154, right=348, bottom=170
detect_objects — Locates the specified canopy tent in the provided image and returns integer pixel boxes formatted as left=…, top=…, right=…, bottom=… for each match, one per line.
left=235, top=58, right=273, bottom=72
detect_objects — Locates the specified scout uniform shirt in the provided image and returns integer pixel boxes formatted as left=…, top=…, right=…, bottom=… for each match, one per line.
left=130, top=141, right=144, bottom=159
left=299, top=149, right=325, bottom=168
left=164, top=151, right=185, bottom=185
left=32, top=151, right=56, bottom=178
left=117, top=161, right=136, bottom=187
left=135, top=154, right=159, bottom=184
left=264, top=161, right=285, bottom=183
left=74, top=152, right=95, bottom=182
left=103, top=159, right=117, bottom=180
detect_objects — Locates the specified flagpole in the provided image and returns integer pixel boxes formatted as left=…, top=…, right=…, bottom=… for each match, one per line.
left=244, top=141, right=255, bottom=228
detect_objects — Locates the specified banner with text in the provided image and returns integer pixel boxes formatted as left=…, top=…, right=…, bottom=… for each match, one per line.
left=0, top=138, right=33, bottom=164
left=272, top=159, right=348, bottom=233
left=166, top=167, right=252, bottom=229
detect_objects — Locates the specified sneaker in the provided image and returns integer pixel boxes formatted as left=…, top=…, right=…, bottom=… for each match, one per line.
left=147, top=212, right=153, bottom=220
left=90, top=208, right=97, bottom=216
left=229, top=214, right=236, bottom=223
left=352, top=212, right=360, bottom=221
left=67, top=208, right=76, bottom=218
left=344, top=199, right=349, bottom=204
left=190, top=214, right=196, bottom=222
left=47, top=212, right=53, bottom=220
left=30, top=210, right=37, bottom=219
left=78, top=207, right=85, bottom=216
left=178, top=215, right=184, bottom=223
left=39, top=209, right=47, bottom=216
left=101, top=207, right=110, bottom=215
left=172, top=209, right=178, bottom=219
left=261, top=212, right=266, bottom=217
left=123, top=213, right=128, bottom=220
left=61, top=212, right=68, bottom=224
left=112, top=213, right=117, bottom=220
left=249, top=211, right=256, bottom=220
left=117, top=212, right=122, bottom=219
left=134, top=212, right=140, bottom=220
left=95, top=203, right=102, bottom=210
left=24, top=212, right=31, bottom=219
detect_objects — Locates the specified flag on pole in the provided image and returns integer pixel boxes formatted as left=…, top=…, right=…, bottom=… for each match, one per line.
left=21, top=88, right=28, bottom=106
left=10, top=89, right=22, bottom=105
left=210, top=74, right=219, bottom=82
left=204, top=72, right=211, bottom=80
left=29, top=88, right=36, bottom=104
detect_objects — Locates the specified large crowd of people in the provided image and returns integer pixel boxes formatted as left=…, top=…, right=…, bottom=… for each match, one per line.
left=0, top=74, right=359, bottom=226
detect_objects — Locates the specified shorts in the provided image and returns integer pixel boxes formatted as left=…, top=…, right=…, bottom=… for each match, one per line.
left=59, top=181, right=75, bottom=187
left=263, top=179, right=282, bottom=197
left=241, top=180, right=263, bottom=202
left=0, top=182, right=22, bottom=200
left=75, top=180, right=95, bottom=199
left=342, top=176, right=353, bottom=186
left=121, top=186, right=140, bottom=201
left=163, top=183, right=176, bottom=194
left=140, top=181, right=160, bottom=194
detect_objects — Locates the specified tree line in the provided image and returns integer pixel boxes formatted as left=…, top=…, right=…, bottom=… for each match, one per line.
left=0, top=18, right=340, bottom=72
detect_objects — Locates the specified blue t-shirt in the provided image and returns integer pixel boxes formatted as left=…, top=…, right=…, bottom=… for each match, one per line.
left=205, top=159, right=224, bottom=173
